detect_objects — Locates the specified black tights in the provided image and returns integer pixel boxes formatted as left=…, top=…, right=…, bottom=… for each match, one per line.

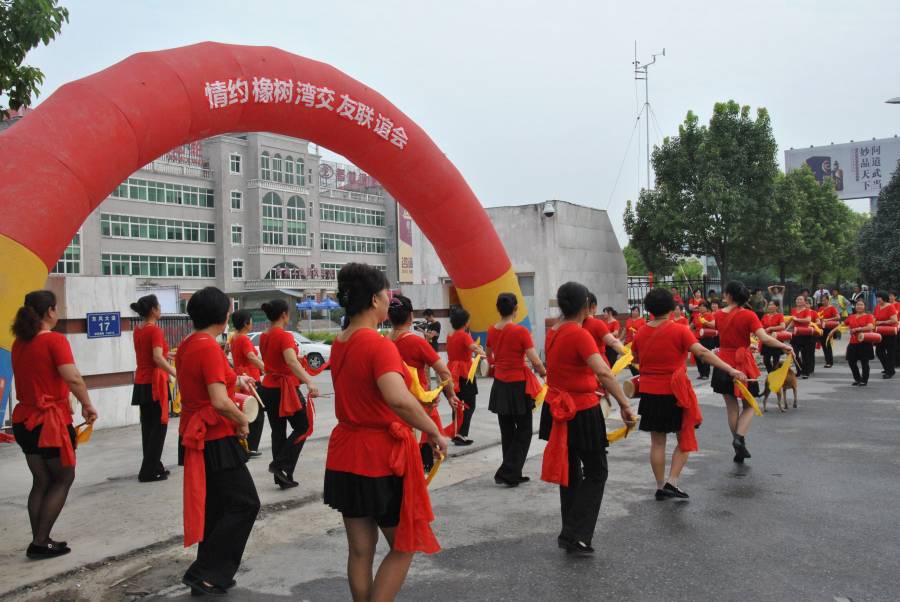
left=25, top=455, right=75, bottom=545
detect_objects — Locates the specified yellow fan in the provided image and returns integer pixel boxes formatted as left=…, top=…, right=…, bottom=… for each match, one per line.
left=734, top=380, right=763, bottom=416
left=606, top=417, right=638, bottom=444
left=467, top=354, right=482, bottom=382
left=75, top=422, right=93, bottom=444
left=611, top=351, right=634, bottom=375
left=766, top=355, right=793, bottom=394
left=405, top=364, right=447, bottom=403
left=426, top=453, right=444, bottom=486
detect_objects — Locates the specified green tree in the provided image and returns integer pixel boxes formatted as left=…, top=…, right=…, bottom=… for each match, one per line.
left=622, top=242, right=649, bottom=275
left=858, top=167, right=900, bottom=290
left=673, top=258, right=704, bottom=284
left=624, top=101, right=780, bottom=282
left=0, top=0, right=69, bottom=118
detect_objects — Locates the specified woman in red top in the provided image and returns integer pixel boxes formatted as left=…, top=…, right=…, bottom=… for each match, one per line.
left=713, top=282, right=793, bottom=462
left=691, top=301, right=719, bottom=380
left=845, top=298, right=876, bottom=386
left=760, top=300, right=787, bottom=373
left=687, top=289, right=705, bottom=320
left=177, top=287, right=259, bottom=596
left=487, top=292, right=546, bottom=487
left=601, top=306, right=621, bottom=367
left=130, top=294, right=177, bottom=482
left=584, top=293, right=627, bottom=365
left=230, top=309, right=266, bottom=456
left=633, top=289, right=745, bottom=500
left=670, top=304, right=689, bottom=327
left=324, top=263, right=449, bottom=601
left=790, top=295, right=817, bottom=378
left=622, top=306, right=646, bottom=377
left=387, top=294, right=458, bottom=473
left=258, top=299, right=319, bottom=489
left=10, top=290, right=98, bottom=560
left=446, top=307, right=485, bottom=446
left=540, top=282, right=635, bottom=555
left=873, top=291, right=898, bottom=378
left=890, top=291, right=900, bottom=371
left=817, top=295, right=841, bottom=368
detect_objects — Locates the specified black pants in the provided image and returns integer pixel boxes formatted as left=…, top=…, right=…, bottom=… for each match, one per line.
left=762, top=348, right=783, bottom=373
left=605, top=347, right=618, bottom=369
left=820, top=329, right=834, bottom=366
left=139, top=403, right=168, bottom=480
left=696, top=338, right=717, bottom=377
left=876, top=335, right=897, bottom=376
left=559, top=446, right=608, bottom=545
left=847, top=344, right=871, bottom=384
left=895, top=335, right=900, bottom=368
left=186, top=462, right=260, bottom=587
left=246, top=384, right=266, bottom=452
left=458, top=378, right=478, bottom=438
left=792, top=335, right=816, bottom=376
left=495, top=413, right=533, bottom=482
left=259, top=385, right=309, bottom=479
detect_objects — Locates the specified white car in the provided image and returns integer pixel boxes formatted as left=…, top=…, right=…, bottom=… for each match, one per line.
left=245, top=331, right=331, bottom=371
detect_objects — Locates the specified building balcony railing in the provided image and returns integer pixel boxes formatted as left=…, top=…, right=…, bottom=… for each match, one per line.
left=247, top=245, right=312, bottom=256
left=142, top=160, right=213, bottom=180
left=247, top=179, right=310, bottom=195
left=243, top=278, right=336, bottom=290
left=318, top=187, right=384, bottom=205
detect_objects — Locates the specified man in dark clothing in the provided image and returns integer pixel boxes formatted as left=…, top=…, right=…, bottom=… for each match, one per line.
left=423, top=308, right=441, bottom=352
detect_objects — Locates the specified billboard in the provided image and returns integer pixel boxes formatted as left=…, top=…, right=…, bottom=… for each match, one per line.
left=785, top=137, right=900, bottom=200
left=397, top=205, right=414, bottom=283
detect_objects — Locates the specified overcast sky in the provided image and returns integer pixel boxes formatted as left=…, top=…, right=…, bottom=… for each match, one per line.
left=18, top=0, right=900, bottom=243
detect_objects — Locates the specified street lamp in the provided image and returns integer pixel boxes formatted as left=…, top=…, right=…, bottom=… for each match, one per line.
left=886, top=97, right=900, bottom=104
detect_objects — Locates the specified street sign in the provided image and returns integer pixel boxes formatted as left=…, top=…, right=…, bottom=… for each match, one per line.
left=87, top=312, right=122, bottom=339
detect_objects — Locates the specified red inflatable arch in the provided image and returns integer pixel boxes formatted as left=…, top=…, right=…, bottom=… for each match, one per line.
left=0, top=42, right=528, bottom=358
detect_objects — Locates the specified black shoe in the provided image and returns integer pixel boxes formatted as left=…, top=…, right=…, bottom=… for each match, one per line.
left=138, top=473, right=168, bottom=482
left=557, top=535, right=571, bottom=549
left=801, top=375, right=809, bottom=380
left=883, top=373, right=894, bottom=379
left=494, top=475, right=519, bottom=488
left=518, top=476, right=530, bottom=483
left=248, top=450, right=262, bottom=458
left=859, top=382, right=868, bottom=387
left=273, top=469, right=298, bottom=489
left=824, top=364, right=833, bottom=368
left=565, top=540, right=595, bottom=556
left=225, top=579, right=237, bottom=590
left=663, top=483, right=689, bottom=499
left=655, top=488, right=675, bottom=500
left=182, top=575, right=227, bottom=596
left=851, top=381, right=860, bottom=386
left=26, top=542, right=71, bottom=560
left=732, top=435, right=751, bottom=460
left=48, top=538, right=67, bottom=548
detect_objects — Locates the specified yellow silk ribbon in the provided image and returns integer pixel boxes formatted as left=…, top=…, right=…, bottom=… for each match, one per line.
left=734, top=380, right=763, bottom=416
left=611, top=351, right=634, bottom=375
left=426, top=453, right=444, bottom=486
left=467, top=354, right=482, bottom=382
left=826, top=324, right=849, bottom=344
left=606, top=417, right=638, bottom=444
left=766, top=355, right=793, bottom=394
left=74, top=422, right=93, bottom=444
left=405, top=363, right=448, bottom=403
left=531, top=382, right=550, bottom=413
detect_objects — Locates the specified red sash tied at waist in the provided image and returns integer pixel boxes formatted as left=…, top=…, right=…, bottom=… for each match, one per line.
left=447, top=360, right=470, bottom=393
left=338, top=422, right=440, bottom=554
left=671, top=368, right=702, bottom=452
left=540, top=389, right=597, bottom=487
left=181, top=405, right=233, bottom=547
left=152, top=368, right=170, bottom=425
left=269, top=372, right=302, bottom=417
left=524, top=369, right=544, bottom=399
left=23, top=395, right=76, bottom=467
left=731, top=347, right=760, bottom=398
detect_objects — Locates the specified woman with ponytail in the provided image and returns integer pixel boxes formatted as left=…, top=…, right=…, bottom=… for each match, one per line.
left=11, top=290, right=98, bottom=559
left=130, top=294, right=177, bottom=482
left=258, top=299, right=319, bottom=489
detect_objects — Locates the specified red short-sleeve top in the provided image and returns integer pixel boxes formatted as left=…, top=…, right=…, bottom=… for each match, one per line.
left=487, top=323, right=534, bottom=382
left=819, top=305, right=839, bottom=320
left=845, top=313, right=875, bottom=335
left=176, top=332, right=237, bottom=439
left=624, top=317, right=646, bottom=343
left=545, top=323, right=600, bottom=406
left=133, top=323, right=167, bottom=384
left=11, top=332, right=74, bottom=423
left=604, top=318, right=620, bottom=338
left=714, top=308, right=762, bottom=350
left=874, top=303, right=898, bottom=323
left=446, top=330, right=475, bottom=366
left=632, top=322, right=697, bottom=394
left=393, top=332, right=440, bottom=390
left=761, top=313, right=785, bottom=330
left=260, top=327, right=298, bottom=387
left=790, top=308, right=816, bottom=324
left=583, top=316, right=610, bottom=355
left=670, top=316, right=689, bottom=327
left=230, top=333, right=261, bottom=381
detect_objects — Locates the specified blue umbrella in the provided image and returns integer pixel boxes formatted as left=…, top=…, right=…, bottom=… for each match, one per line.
left=316, top=297, right=340, bottom=310
left=296, top=298, right=317, bottom=331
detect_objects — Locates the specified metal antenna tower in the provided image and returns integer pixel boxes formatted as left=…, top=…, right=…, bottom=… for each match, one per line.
left=633, top=43, right=665, bottom=190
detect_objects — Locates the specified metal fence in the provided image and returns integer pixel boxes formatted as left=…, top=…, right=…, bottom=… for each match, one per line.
left=157, top=315, right=194, bottom=348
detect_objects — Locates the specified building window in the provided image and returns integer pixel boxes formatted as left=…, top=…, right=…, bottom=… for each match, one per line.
left=272, top=154, right=283, bottom=183
left=320, top=233, right=386, bottom=254
left=111, top=177, right=214, bottom=208
left=230, top=190, right=242, bottom=210
left=284, top=155, right=294, bottom=184
left=319, top=203, right=385, bottom=226
left=229, top=153, right=242, bottom=174
left=286, top=195, right=308, bottom=247
left=296, top=158, right=305, bottom=186
left=232, top=260, right=244, bottom=279
left=51, top=233, right=81, bottom=274
left=232, top=298, right=241, bottom=311
left=260, top=151, right=271, bottom=181
left=101, top=213, right=215, bottom=243
left=261, top=192, right=284, bottom=245
left=231, top=225, right=243, bottom=245
left=101, top=254, right=215, bottom=278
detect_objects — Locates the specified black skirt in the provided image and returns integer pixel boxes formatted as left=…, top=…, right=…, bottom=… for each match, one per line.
left=538, top=403, right=607, bottom=450
left=324, top=469, right=403, bottom=527
left=131, top=383, right=157, bottom=406
left=711, top=367, right=760, bottom=396
left=488, top=379, right=533, bottom=415
left=847, top=342, right=875, bottom=362
left=12, top=422, right=77, bottom=458
left=638, top=393, right=683, bottom=433
left=204, top=436, right=249, bottom=471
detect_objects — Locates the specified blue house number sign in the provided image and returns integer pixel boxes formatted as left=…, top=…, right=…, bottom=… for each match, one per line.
left=87, top=312, right=122, bottom=339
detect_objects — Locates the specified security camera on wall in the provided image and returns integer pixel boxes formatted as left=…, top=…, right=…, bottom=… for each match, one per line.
left=542, top=201, right=557, bottom=218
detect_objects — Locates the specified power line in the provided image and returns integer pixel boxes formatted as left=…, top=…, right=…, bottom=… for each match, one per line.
left=606, top=106, right=644, bottom=212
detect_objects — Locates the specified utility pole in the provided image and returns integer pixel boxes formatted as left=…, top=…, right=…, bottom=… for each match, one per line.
left=633, top=43, right=665, bottom=191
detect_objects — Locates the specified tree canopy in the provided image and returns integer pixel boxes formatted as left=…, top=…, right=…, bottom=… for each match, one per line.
left=0, top=0, right=69, bottom=118
left=858, top=166, right=900, bottom=290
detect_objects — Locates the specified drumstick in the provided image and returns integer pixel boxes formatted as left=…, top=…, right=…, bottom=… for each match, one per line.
left=245, top=380, right=265, bottom=409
